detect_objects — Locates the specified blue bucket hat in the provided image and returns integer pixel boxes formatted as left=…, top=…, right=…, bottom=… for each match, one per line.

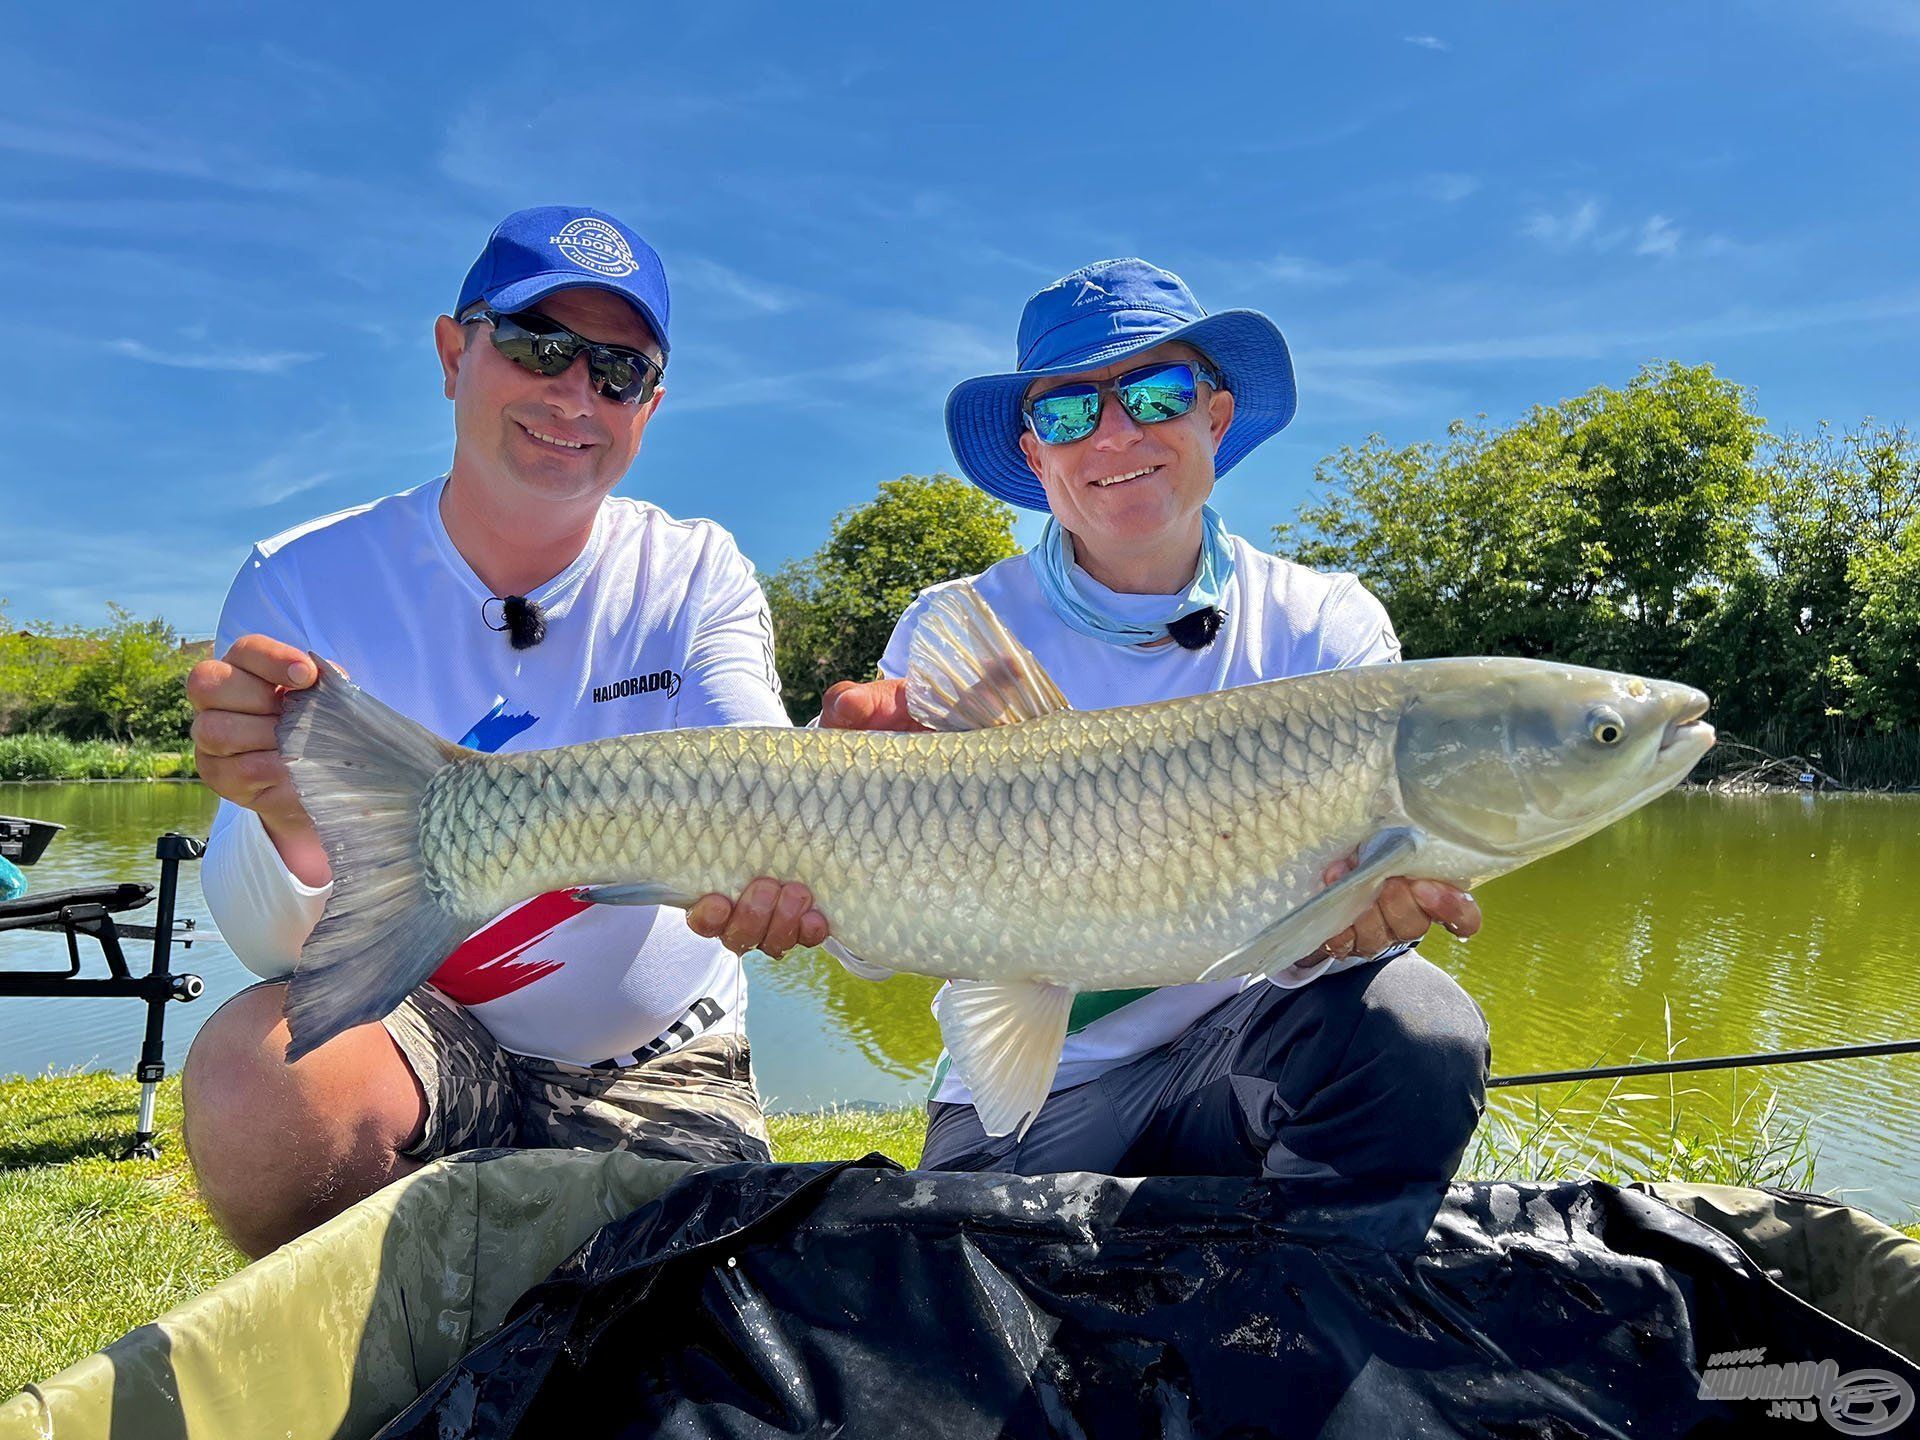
left=456, top=205, right=672, bottom=356
left=945, top=258, right=1296, bottom=511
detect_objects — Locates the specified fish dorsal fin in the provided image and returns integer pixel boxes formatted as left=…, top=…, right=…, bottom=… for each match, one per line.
left=906, top=582, right=1072, bottom=731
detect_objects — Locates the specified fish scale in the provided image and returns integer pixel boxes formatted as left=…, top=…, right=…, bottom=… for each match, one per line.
left=412, top=671, right=1405, bottom=990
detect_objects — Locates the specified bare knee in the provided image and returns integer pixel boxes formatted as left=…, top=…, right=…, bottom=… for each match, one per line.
left=184, top=983, right=426, bottom=1258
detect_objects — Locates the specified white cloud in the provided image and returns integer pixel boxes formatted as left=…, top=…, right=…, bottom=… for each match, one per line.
left=1828, top=0, right=1920, bottom=41
left=1523, top=197, right=1605, bottom=247
left=1525, top=199, right=1694, bottom=259
left=673, top=256, right=810, bottom=314
left=1315, top=286, right=1920, bottom=370
left=226, top=421, right=448, bottom=508
left=1637, top=215, right=1681, bottom=257
left=1403, top=34, right=1450, bottom=51
left=0, top=114, right=316, bottom=193
left=104, top=339, right=319, bottom=374
left=1263, top=253, right=1353, bottom=287
left=1421, top=172, right=1483, bottom=204
left=670, top=309, right=1001, bottom=415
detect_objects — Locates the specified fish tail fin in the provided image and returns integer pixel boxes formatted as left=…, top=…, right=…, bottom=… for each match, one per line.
left=276, top=655, right=474, bottom=1062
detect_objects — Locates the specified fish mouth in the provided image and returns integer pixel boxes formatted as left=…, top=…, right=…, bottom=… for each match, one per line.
left=1660, top=695, right=1715, bottom=756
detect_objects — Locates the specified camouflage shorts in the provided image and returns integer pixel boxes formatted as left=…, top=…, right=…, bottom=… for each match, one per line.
left=384, top=984, right=773, bottom=1167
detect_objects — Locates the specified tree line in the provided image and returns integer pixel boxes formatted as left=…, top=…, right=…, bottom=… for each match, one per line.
left=0, top=604, right=197, bottom=747
left=6, top=363, right=1914, bottom=784
left=1275, top=362, right=1918, bottom=771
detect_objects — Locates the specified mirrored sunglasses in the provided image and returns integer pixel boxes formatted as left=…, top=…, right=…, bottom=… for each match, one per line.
left=1022, top=359, right=1226, bottom=446
left=466, top=308, right=663, bottom=405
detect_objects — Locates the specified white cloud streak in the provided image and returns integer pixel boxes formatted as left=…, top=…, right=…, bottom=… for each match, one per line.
left=1316, top=287, right=1920, bottom=369
left=1402, top=34, right=1450, bottom=51
left=1524, top=197, right=1688, bottom=258
left=1421, top=172, right=1482, bottom=204
left=1264, top=253, right=1354, bottom=287
left=104, top=339, right=319, bottom=374
left=1524, top=197, right=1604, bottom=246
left=672, top=256, right=810, bottom=314
left=1637, top=215, right=1681, bottom=257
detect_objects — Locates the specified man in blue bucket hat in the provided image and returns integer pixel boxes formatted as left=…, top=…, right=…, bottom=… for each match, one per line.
left=709, top=258, right=1492, bottom=1181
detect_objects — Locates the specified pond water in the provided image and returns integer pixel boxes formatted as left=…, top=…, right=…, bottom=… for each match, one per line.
left=3, top=782, right=1916, bottom=1219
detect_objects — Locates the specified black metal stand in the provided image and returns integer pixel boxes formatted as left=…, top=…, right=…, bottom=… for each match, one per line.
left=0, top=831, right=205, bottom=1159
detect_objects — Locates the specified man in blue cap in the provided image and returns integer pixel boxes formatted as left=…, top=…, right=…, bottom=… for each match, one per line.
left=715, top=258, right=1492, bottom=1181
left=181, top=207, right=815, bottom=1256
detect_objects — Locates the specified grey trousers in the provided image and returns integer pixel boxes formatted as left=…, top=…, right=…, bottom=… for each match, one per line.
left=920, top=954, right=1491, bottom=1183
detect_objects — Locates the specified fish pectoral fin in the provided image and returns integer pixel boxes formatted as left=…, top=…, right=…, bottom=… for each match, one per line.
left=823, top=938, right=892, bottom=981
left=934, top=978, right=1075, bottom=1140
left=1195, top=827, right=1423, bottom=985
left=573, top=882, right=700, bottom=909
left=905, top=582, right=1072, bottom=731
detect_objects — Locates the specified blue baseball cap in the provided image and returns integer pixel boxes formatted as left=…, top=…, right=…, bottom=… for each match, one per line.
left=455, top=206, right=671, bottom=356
left=945, top=258, right=1296, bottom=511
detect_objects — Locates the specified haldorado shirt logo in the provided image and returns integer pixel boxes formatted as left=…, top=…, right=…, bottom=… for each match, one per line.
left=593, top=670, right=681, bottom=704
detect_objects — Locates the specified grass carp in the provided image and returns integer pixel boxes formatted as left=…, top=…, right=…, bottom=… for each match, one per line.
left=277, top=584, right=1714, bottom=1136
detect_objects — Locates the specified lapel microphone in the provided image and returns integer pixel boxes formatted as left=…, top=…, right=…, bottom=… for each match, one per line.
left=1166, top=606, right=1224, bottom=650
left=483, top=594, right=548, bottom=649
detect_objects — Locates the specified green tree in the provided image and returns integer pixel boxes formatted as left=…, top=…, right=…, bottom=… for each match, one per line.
left=59, top=605, right=196, bottom=743
left=0, top=602, right=196, bottom=744
left=1694, top=421, right=1920, bottom=741
left=1558, top=361, right=1765, bottom=673
left=1275, top=414, right=1608, bottom=660
left=1848, top=521, right=1920, bottom=730
left=766, top=475, right=1020, bottom=722
left=1277, top=362, right=1764, bottom=677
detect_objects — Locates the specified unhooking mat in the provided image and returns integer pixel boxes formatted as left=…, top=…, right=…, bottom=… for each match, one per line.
left=6, top=1149, right=1918, bottom=1439
left=382, top=1156, right=1920, bottom=1439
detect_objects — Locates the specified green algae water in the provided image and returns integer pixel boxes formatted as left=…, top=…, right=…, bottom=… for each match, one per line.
left=3, top=782, right=1916, bottom=1217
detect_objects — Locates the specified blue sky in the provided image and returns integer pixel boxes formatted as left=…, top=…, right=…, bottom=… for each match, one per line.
left=5, top=3, right=1918, bottom=634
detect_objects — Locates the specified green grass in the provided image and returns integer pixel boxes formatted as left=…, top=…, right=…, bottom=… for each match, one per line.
left=0, top=1074, right=239, bottom=1400
left=0, top=1072, right=927, bottom=1399
left=0, top=735, right=196, bottom=781
left=1, top=1070, right=1913, bottom=1403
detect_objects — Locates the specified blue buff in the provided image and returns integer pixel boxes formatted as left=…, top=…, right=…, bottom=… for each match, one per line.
left=1028, top=505, right=1236, bottom=648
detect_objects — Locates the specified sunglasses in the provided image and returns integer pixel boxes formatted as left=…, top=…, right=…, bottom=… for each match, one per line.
left=1022, top=359, right=1227, bottom=446
left=465, top=308, right=664, bottom=405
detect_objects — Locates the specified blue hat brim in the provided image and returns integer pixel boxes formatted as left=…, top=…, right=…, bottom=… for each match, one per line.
left=943, top=310, right=1296, bottom=511
left=484, top=273, right=671, bottom=357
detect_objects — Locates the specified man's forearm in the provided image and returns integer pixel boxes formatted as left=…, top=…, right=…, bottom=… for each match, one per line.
left=263, top=812, right=332, bottom=888
left=202, top=804, right=331, bottom=979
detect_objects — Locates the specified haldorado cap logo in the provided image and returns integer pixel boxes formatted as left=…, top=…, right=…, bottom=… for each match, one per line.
left=549, top=217, right=638, bottom=278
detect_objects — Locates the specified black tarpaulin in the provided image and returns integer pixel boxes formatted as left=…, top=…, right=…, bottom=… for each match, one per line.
left=381, top=1156, right=1920, bottom=1439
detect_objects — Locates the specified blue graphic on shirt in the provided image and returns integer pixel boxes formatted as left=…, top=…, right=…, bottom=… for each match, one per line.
left=459, top=697, right=538, bottom=754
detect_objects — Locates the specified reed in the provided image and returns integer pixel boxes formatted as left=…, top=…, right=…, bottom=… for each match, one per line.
left=0, top=735, right=197, bottom=782
left=1690, top=718, right=1920, bottom=792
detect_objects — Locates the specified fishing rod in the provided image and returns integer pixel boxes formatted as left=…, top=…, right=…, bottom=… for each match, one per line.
left=1488, top=1037, right=1920, bottom=1089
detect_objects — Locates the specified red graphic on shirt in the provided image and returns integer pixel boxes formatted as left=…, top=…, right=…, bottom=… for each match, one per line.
left=430, top=889, right=587, bottom=1005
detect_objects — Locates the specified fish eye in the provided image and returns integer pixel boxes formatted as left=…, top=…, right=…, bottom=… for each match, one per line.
left=1588, top=707, right=1626, bottom=746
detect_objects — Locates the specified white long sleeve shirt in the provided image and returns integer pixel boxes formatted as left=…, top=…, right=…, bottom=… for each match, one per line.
left=201, top=477, right=788, bottom=1066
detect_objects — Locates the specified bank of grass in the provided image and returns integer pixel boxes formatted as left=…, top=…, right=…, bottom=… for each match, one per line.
left=2, top=1070, right=1915, bottom=1401
left=0, top=734, right=196, bottom=781
left=0, top=1072, right=930, bottom=1398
